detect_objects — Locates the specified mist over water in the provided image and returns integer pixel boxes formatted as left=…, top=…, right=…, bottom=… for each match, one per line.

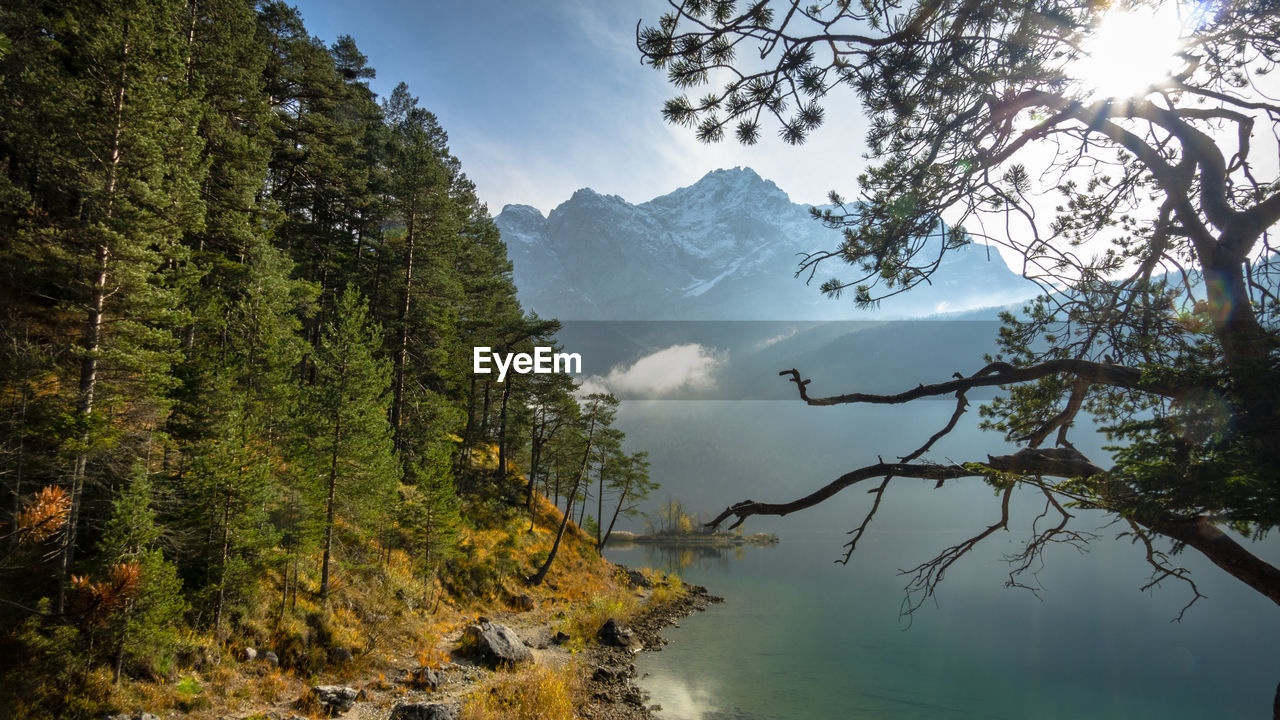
left=606, top=401, right=1280, bottom=720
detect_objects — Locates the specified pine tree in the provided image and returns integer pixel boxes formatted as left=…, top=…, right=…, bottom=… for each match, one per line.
left=302, top=287, right=399, bottom=601
left=599, top=452, right=655, bottom=552
left=96, top=469, right=185, bottom=683
left=529, top=393, right=617, bottom=586
left=0, top=0, right=206, bottom=611
left=396, top=445, right=462, bottom=589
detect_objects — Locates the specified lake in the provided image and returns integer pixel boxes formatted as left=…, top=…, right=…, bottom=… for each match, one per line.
left=604, top=401, right=1280, bottom=720
left=606, top=532, right=1280, bottom=719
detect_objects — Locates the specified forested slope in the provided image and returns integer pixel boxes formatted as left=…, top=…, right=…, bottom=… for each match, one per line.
left=0, top=4, right=651, bottom=717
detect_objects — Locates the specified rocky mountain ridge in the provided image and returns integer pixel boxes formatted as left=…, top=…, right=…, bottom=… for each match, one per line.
left=496, top=167, right=1036, bottom=320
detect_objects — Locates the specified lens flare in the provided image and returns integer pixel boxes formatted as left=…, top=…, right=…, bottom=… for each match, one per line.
left=1073, top=4, right=1189, bottom=99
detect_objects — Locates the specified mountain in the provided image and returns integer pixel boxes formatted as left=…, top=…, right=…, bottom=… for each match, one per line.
left=495, top=167, right=1037, bottom=320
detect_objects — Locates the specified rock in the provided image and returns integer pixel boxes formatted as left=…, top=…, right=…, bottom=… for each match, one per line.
left=261, top=650, right=279, bottom=667
left=550, top=631, right=571, bottom=645
left=597, top=618, right=639, bottom=650
left=308, top=685, right=363, bottom=716
left=242, top=646, right=258, bottom=661
left=102, top=714, right=161, bottom=720
left=328, top=647, right=354, bottom=665
left=621, top=567, right=652, bottom=588
left=389, top=702, right=458, bottom=720
left=592, top=664, right=632, bottom=681
left=510, top=594, right=535, bottom=611
left=461, top=620, right=532, bottom=667
left=407, top=666, right=441, bottom=690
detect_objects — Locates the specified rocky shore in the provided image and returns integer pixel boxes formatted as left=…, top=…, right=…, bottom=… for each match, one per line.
left=184, top=568, right=723, bottom=720
left=580, top=581, right=723, bottom=719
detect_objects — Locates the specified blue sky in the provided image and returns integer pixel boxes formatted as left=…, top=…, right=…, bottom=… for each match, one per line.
left=290, top=0, right=869, bottom=216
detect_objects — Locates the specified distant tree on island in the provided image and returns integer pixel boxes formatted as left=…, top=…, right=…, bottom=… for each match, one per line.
left=639, top=0, right=1280, bottom=624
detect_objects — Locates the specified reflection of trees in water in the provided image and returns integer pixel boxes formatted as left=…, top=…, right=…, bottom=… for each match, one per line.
left=640, top=543, right=735, bottom=575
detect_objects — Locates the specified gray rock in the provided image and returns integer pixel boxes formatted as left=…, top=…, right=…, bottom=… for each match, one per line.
left=389, top=702, right=458, bottom=720
left=261, top=650, right=279, bottom=667
left=242, top=646, right=258, bottom=661
left=329, top=647, right=354, bottom=665
left=309, top=685, right=363, bottom=716
left=102, top=714, right=161, bottom=720
left=407, top=666, right=441, bottom=690
left=551, top=631, right=571, bottom=645
left=461, top=620, right=532, bottom=667
left=597, top=618, right=639, bottom=650
left=621, top=567, right=652, bottom=589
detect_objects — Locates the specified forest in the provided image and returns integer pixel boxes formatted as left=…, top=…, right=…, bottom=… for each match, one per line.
left=0, top=2, right=656, bottom=717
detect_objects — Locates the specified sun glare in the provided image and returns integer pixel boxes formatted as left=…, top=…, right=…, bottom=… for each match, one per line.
left=1072, top=3, right=1189, bottom=99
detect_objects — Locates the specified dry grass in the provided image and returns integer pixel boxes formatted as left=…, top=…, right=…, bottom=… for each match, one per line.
left=646, top=570, right=689, bottom=607
left=67, top=460, right=651, bottom=720
left=459, top=663, right=583, bottom=720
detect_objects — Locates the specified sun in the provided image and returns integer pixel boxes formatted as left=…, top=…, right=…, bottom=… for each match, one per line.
left=1072, top=3, right=1190, bottom=100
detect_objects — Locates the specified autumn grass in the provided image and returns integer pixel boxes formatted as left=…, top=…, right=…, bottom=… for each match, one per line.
left=459, top=662, right=584, bottom=720
left=647, top=569, right=689, bottom=607
left=66, top=464, right=659, bottom=720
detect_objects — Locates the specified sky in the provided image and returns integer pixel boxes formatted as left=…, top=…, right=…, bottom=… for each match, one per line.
left=289, top=0, right=870, bottom=216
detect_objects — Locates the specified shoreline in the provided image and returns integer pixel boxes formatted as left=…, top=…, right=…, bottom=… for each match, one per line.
left=581, top=581, right=723, bottom=719
left=611, top=533, right=779, bottom=548
left=210, top=568, right=723, bottom=720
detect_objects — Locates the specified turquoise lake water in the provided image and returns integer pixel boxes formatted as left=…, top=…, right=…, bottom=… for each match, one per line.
left=606, top=531, right=1280, bottom=720
left=602, top=401, right=1280, bottom=719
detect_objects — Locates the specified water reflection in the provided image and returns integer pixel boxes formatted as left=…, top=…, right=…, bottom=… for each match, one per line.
left=608, top=540, right=755, bottom=575
left=640, top=671, right=721, bottom=720
left=607, top=532, right=1280, bottom=720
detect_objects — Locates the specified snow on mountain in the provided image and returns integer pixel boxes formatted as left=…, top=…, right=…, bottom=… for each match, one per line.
left=495, top=167, right=1036, bottom=320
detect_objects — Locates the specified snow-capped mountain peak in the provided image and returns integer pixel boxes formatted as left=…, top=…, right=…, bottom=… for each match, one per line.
left=494, top=168, right=1035, bottom=320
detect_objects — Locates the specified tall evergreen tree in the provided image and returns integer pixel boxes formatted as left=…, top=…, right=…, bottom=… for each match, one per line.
left=302, top=287, right=399, bottom=601
left=0, top=0, right=206, bottom=611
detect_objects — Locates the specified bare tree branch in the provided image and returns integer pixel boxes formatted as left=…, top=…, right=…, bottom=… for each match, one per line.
left=779, top=358, right=1187, bottom=407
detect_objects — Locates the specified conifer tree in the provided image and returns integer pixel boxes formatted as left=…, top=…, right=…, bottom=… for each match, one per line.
left=529, top=393, right=617, bottom=586
left=599, top=452, right=655, bottom=552
left=302, top=287, right=399, bottom=601
left=96, top=469, right=185, bottom=683
left=396, top=445, right=462, bottom=587
left=0, top=0, right=206, bottom=611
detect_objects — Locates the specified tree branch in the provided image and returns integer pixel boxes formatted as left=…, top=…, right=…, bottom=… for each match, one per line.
left=778, top=358, right=1186, bottom=407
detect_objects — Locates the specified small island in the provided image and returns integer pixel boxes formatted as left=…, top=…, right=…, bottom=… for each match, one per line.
left=604, top=501, right=778, bottom=548
left=610, top=529, right=779, bottom=547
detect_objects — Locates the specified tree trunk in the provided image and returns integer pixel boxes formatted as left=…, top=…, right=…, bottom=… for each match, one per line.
left=600, top=477, right=631, bottom=553
left=8, top=386, right=28, bottom=550
left=60, top=235, right=111, bottom=615
left=596, top=461, right=606, bottom=548
left=390, top=208, right=415, bottom=453
left=497, top=377, right=511, bottom=477
left=1201, top=251, right=1280, bottom=449
left=320, top=408, right=342, bottom=601
left=526, top=425, right=541, bottom=510
left=529, top=430, right=595, bottom=586
left=59, top=29, right=130, bottom=607
left=1145, top=514, right=1280, bottom=608
left=459, top=375, right=477, bottom=473
left=213, top=486, right=231, bottom=632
